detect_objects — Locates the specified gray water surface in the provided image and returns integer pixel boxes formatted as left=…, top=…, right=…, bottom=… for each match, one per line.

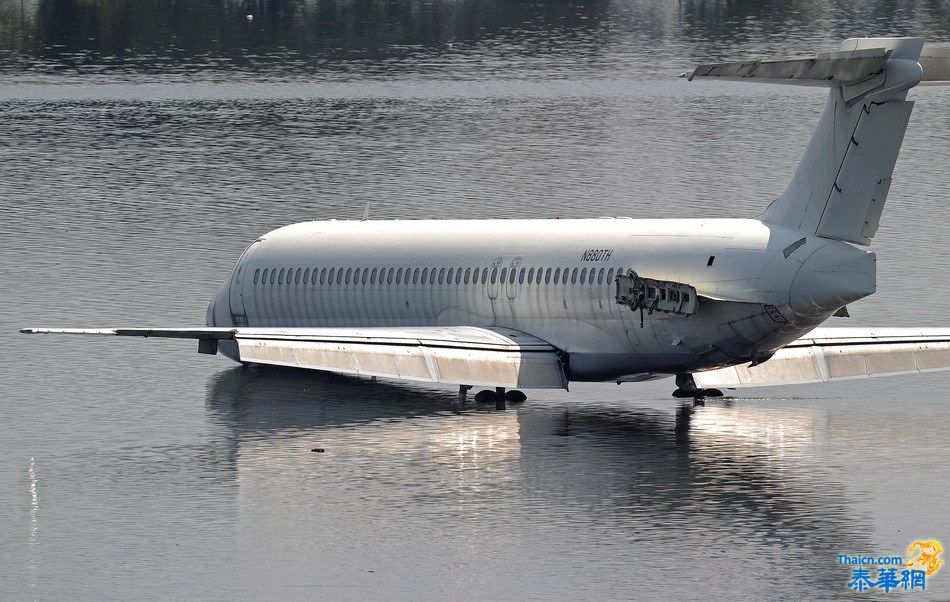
left=2, top=1, right=950, bottom=599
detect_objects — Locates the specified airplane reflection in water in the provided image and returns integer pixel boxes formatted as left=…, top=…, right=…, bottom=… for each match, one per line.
left=206, top=366, right=871, bottom=595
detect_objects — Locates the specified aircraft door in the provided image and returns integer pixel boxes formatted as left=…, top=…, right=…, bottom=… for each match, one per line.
left=229, top=264, right=248, bottom=327
left=228, top=241, right=259, bottom=327
left=505, top=257, right=523, bottom=300
left=487, top=257, right=503, bottom=300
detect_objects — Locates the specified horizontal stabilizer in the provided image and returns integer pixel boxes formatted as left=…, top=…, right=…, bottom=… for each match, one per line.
left=692, top=328, right=950, bottom=389
left=686, top=47, right=888, bottom=86
left=20, top=326, right=568, bottom=390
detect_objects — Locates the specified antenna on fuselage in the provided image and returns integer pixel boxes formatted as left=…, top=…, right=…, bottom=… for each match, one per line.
left=361, top=202, right=370, bottom=221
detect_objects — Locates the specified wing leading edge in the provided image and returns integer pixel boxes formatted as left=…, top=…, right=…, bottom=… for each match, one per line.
left=20, top=326, right=568, bottom=390
left=692, top=328, right=950, bottom=389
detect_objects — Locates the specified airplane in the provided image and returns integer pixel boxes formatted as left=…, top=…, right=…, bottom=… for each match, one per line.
left=20, top=37, right=950, bottom=405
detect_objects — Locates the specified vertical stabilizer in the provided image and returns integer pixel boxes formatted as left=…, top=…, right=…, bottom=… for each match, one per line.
left=758, top=38, right=924, bottom=245
left=688, top=37, right=932, bottom=246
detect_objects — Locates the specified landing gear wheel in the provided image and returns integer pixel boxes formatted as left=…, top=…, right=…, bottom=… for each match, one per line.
left=505, top=390, right=527, bottom=403
left=672, top=374, right=723, bottom=400
left=473, top=390, right=498, bottom=403
left=672, top=373, right=699, bottom=398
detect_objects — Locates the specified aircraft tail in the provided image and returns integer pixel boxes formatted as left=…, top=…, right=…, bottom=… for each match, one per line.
left=688, top=38, right=950, bottom=246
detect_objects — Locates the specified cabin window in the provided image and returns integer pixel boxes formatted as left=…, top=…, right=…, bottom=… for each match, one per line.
left=472, top=268, right=479, bottom=284
left=303, top=268, right=310, bottom=284
left=517, top=268, right=525, bottom=284
left=669, top=290, right=680, bottom=302
left=421, top=268, right=429, bottom=284
left=344, top=268, right=351, bottom=285
left=508, top=268, right=516, bottom=284
left=262, top=269, right=269, bottom=285
left=353, top=268, right=361, bottom=284
left=434, top=268, right=442, bottom=284
left=682, top=293, right=690, bottom=303
left=453, top=269, right=460, bottom=284
left=413, top=268, right=420, bottom=284
left=325, top=268, right=333, bottom=285
left=580, top=268, right=588, bottom=284
left=588, top=269, right=595, bottom=284
left=527, top=268, right=534, bottom=284
left=396, top=268, right=403, bottom=284
left=544, top=268, right=551, bottom=284
left=386, top=268, right=393, bottom=284
left=369, top=268, right=376, bottom=284
left=480, top=268, right=487, bottom=284
left=275, top=268, right=282, bottom=284
left=317, top=268, right=325, bottom=285
left=568, top=268, right=576, bottom=284
left=606, top=268, right=614, bottom=283
left=359, top=269, right=366, bottom=284
left=490, top=268, right=498, bottom=284
left=554, top=268, right=561, bottom=284
left=597, top=268, right=605, bottom=285
left=447, top=268, right=454, bottom=284
left=707, top=256, right=715, bottom=267
left=336, top=269, right=344, bottom=285
left=647, top=286, right=656, bottom=298
left=312, top=269, right=319, bottom=284
left=253, top=269, right=260, bottom=285
left=293, top=268, right=300, bottom=284
left=660, top=288, right=666, bottom=300
left=429, top=268, right=436, bottom=284
left=464, top=268, right=471, bottom=284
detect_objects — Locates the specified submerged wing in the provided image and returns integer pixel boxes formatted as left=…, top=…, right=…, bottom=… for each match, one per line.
left=20, top=326, right=568, bottom=390
left=692, top=328, right=950, bottom=389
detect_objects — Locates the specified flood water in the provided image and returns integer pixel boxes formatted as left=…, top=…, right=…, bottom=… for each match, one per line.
left=2, top=0, right=950, bottom=599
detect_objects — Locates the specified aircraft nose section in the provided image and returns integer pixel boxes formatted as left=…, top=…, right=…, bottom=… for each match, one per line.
left=790, top=242, right=876, bottom=319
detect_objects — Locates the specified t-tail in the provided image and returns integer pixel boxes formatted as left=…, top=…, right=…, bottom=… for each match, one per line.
left=688, top=37, right=950, bottom=246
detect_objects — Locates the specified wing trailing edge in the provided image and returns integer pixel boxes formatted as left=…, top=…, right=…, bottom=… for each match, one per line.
left=692, top=328, right=950, bottom=389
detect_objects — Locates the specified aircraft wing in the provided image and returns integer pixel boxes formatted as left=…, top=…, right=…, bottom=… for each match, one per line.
left=692, top=328, right=950, bottom=389
left=20, top=326, right=568, bottom=390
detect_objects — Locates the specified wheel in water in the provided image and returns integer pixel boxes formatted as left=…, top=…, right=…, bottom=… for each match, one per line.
left=473, top=390, right=499, bottom=403
left=504, top=390, right=527, bottom=403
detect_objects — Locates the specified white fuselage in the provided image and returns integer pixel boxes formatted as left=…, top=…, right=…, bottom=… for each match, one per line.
left=206, top=218, right=876, bottom=381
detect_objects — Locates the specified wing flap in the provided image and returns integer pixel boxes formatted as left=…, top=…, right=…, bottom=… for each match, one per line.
left=693, top=328, right=950, bottom=389
left=237, top=338, right=564, bottom=389
left=920, top=44, right=950, bottom=83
